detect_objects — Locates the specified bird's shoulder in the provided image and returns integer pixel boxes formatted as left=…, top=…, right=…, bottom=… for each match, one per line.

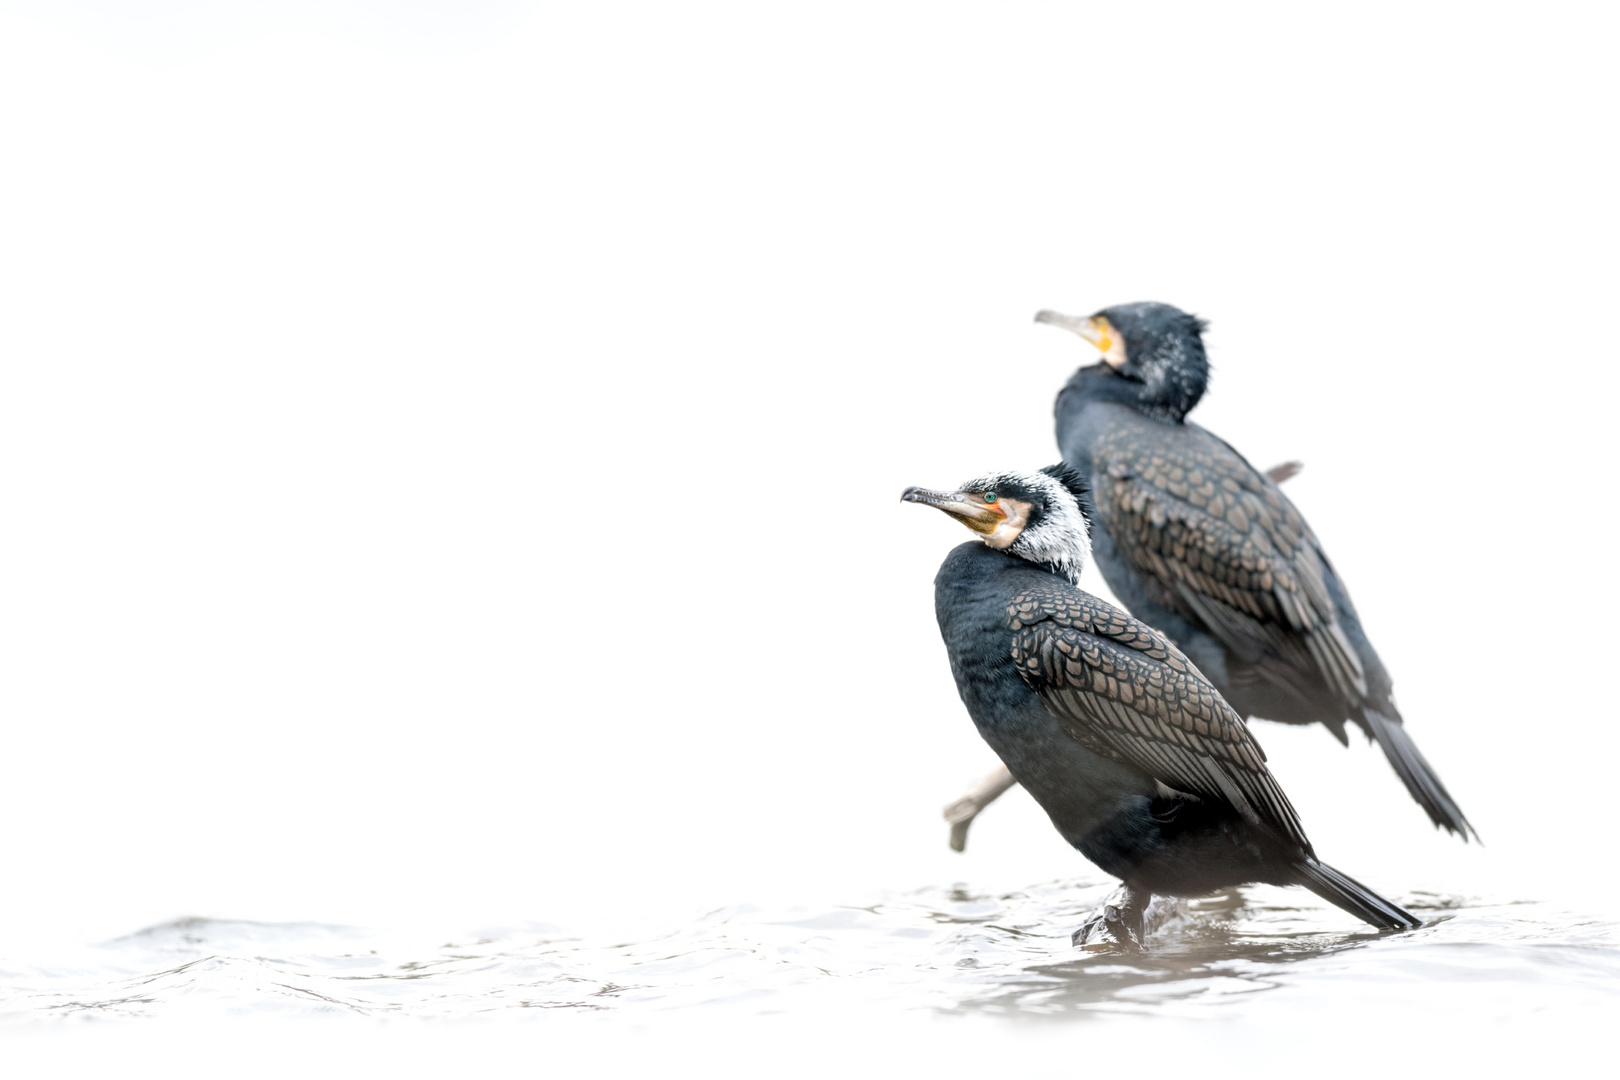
left=1004, top=582, right=1254, bottom=759
left=1005, top=578, right=1194, bottom=671
left=1094, top=421, right=1312, bottom=554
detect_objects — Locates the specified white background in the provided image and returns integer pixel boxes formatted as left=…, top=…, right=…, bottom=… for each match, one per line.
left=1, top=0, right=1616, bottom=954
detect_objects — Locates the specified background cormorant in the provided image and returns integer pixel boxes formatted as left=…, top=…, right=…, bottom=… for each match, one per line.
left=1036, top=302, right=1473, bottom=840
left=905, top=464, right=1420, bottom=947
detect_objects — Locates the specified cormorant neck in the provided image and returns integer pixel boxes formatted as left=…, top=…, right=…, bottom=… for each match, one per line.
left=1008, top=513, right=1089, bottom=586
left=1022, top=554, right=1083, bottom=585
left=1129, top=335, right=1208, bottom=422
left=1055, top=360, right=1204, bottom=424
left=1133, top=377, right=1204, bottom=423
left=955, top=539, right=1079, bottom=587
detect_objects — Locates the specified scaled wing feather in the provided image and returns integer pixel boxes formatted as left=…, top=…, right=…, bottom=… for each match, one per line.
left=1095, top=429, right=1367, bottom=703
left=1007, top=581, right=1311, bottom=851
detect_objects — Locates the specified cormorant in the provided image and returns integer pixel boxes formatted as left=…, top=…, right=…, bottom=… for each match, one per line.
left=942, top=458, right=1305, bottom=853
left=905, top=465, right=1420, bottom=946
left=1035, top=302, right=1473, bottom=839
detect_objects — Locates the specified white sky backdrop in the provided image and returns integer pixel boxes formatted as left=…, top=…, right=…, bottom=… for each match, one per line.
left=1, top=0, right=1616, bottom=950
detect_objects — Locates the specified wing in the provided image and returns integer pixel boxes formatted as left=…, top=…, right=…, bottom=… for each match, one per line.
left=1092, top=423, right=1367, bottom=704
left=1007, top=581, right=1310, bottom=851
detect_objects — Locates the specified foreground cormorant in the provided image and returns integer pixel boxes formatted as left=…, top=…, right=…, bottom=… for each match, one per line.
left=905, top=465, right=1420, bottom=946
left=942, top=458, right=1305, bottom=852
left=1036, top=302, right=1473, bottom=839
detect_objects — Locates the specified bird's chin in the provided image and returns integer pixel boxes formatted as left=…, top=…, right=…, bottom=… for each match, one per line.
left=947, top=511, right=1001, bottom=536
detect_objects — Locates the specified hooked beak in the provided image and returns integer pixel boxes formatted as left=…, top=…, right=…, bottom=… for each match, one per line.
left=1034, top=309, right=1126, bottom=369
left=901, top=486, right=1004, bottom=535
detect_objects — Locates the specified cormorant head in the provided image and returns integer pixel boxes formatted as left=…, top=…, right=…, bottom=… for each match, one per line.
left=901, top=463, right=1091, bottom=583
left=1034, top=301, right=1210, bottom=422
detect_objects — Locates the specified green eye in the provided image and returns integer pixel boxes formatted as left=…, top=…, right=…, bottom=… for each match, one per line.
left=983, top=491, right=998, bottom=504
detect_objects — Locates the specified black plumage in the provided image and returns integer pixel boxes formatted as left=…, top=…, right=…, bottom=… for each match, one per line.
left=905, top=466, right=1419, bottom=946
left=1039, top=301, right=1473, bottom=839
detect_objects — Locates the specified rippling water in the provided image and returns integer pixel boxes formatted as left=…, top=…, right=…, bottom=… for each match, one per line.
left=6, top=878, right=1617, bottom=1027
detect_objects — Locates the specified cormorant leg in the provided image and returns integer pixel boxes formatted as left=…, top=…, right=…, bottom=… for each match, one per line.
left=1071, top=884, right=1152, bottom=952
left=942, top=763, right=1017, bottom=852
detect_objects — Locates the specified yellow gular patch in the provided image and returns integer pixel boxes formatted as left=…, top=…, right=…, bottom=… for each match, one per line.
left=1095, top=318, right=1127, bottom=369
left=983, top=497, right=1033, bottom=550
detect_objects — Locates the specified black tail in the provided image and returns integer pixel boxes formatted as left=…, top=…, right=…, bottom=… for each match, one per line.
left=1362, top=706, right=1476, bottom=841
left=1295, top=858, right=1422, bottom=931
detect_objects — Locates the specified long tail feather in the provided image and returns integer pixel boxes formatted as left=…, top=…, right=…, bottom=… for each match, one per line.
left=1295, top=858, right=1422, bottom=931
left=1362, top=707, right=1476, bottom=841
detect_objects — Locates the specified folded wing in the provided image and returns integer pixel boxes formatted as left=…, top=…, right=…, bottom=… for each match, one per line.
left=1008, top=581, right=1310, bottom=852
left=1093, top=428, right=1367, bottom=705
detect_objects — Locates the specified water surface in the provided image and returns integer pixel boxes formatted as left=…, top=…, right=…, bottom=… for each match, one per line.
left=6, top=878, right=1615, bottom=1025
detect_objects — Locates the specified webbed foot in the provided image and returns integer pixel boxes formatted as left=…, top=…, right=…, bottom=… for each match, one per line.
left=1071, top=885, right=1151, bottom=952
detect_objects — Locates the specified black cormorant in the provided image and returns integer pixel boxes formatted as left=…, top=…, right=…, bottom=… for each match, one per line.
left=944, top=458, right=1304, bottom=852
left=1035, top=302, right=1473, bottom=839
left=905, top=465, right=1420, bottom=946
